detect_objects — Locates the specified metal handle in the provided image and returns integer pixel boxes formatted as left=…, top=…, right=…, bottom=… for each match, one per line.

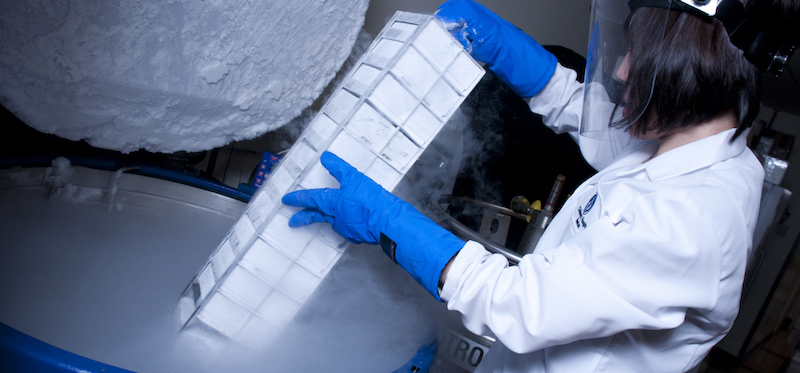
left=433, top=195, right=523, bottom=264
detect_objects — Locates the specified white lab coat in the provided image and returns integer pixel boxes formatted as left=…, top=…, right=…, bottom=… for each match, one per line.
left=440, top=64, right=765, bottom=372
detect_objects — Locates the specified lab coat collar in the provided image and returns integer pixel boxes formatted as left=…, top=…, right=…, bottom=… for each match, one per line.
left=644, top=129, right=745, bottom=180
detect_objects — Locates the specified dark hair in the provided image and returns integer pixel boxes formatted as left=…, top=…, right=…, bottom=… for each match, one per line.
left=617, top=7, right=761, bottom=140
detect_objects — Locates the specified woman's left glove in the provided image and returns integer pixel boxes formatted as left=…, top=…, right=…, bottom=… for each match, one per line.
left=281, top=151, right=464, bottom=300
left=435, top=0, right=557, bottom=97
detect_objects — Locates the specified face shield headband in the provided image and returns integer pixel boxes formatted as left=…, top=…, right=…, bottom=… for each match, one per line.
left=628, top=0, right=799, bottom=75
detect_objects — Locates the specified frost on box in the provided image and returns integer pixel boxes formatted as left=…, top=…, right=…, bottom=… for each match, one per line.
left=177, top=11, right=485, bottom=349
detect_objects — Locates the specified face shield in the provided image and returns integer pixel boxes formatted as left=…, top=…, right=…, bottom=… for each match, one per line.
left=580, top=0, right=673, bottom=156
left=580, top=0, right=661, bottom=162
left=580, top=0, right=733, bottom=165
left=581, top=0, right=799, bottom=159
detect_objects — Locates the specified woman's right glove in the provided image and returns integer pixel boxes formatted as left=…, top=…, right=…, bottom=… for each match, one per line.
left=281, top=151, right=465, bottom=301
left=435, top=0, right=557, bottom=97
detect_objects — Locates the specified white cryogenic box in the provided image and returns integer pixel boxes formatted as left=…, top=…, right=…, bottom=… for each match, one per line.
left=177, top=11, right=485, bottom=348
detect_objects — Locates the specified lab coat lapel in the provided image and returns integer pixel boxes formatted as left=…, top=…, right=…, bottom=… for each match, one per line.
left=644, top=129, right=745, bottom=181
left=571, top=140, right=657, bottom=197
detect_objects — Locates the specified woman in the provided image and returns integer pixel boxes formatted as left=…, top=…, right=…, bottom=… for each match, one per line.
left=282, top=0, right=796, bottom=371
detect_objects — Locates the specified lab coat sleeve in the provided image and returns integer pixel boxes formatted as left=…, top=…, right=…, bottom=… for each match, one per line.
left=440, top=187, right=739, bottom=354
left=525, top=64, right=634, bottom=170
left=525, top=63, right=584, bottom=139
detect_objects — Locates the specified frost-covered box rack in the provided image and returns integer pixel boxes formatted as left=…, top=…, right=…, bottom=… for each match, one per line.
left=177, top=11, right=485, bottom=348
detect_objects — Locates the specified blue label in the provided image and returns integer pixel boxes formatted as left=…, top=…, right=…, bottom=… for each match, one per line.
left=584, top=193, right=597, bottom=215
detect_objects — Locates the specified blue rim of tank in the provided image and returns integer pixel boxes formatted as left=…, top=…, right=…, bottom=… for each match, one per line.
left=0, top=322, right=134, bottom=373
left=0, top=157, right=437, bottom=373
left=1, top=321, right=437, bottom=373
left=0, top=156, right=254, bottom=202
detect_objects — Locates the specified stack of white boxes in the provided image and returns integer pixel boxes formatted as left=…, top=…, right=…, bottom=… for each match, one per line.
left=178, top=11, right=485, bottom=349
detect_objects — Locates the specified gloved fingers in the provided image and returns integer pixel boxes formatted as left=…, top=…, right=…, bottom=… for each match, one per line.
left=319, top=151, right=362, bottom=186
left=281, top=188, right=340, bottom=217
left=435, top=0, right=471, bottom=45
left=287, top=208, right=335, bottom=228
left=435, top=0, right=469, bottom=26
left=454, top=30, right=474, bottom=54
left=435, top=0, right=499, bottom=59
left=434, top=17, right=473, bottom=52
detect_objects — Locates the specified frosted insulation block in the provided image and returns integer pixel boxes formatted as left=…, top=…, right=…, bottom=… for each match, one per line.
left=425, top=78, right=461, bottom=119
left=324, top=91, right=359, bottom=124
left=364, top=39, right=405, bottom=69
left=344, top=64, right=382, bottom=96
left=405, top=106, right=441, bottom=146
left=445, top=51, right=486, bottom=95
left=219, top=266, right=271, bottom=310
left=392, top=47, right=438, bottom=98
left=381, top=132, right=420, bottom=171
left=382, top=21, right=418, bottom=42
left=178, top=11, right=485, bottom=349
left=237, top=315, right=281, bottom=350
left=298, top=238, right=342, bottom=275
left=369, top=75, right=418, bottom=125
left=413, top=21, right=462, bottom=72
left=210, top=243, right=236, bottom=280
left=196, top=293, right=252, bottom=338
left=300, top=160, right=340, bottom=190
left=328, top=131, right=376, bottom=171
left=366, top=158, right=403, bottom=190
left=241, top=238, right=293, bottom=285
left=305, top=115, right=338, bottom=150
left=258, top=290, right=301, bottom=326
left=345, top=104, right=395, bottom=154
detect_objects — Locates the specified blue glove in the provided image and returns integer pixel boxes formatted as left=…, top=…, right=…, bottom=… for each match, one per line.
left=281, top=151, right=465, bottom=300
left=436, top=0, right=557, bottom=97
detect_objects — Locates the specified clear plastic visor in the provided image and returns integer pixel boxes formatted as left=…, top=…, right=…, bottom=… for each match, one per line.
left=580, top=0, right=671, bottom=144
